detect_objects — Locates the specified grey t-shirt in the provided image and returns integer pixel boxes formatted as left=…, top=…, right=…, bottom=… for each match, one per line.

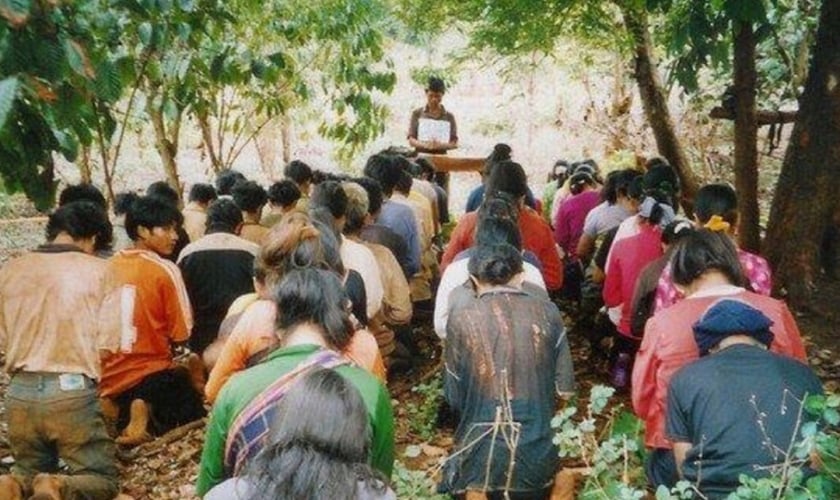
left=582, top=201, right=631, bottom=238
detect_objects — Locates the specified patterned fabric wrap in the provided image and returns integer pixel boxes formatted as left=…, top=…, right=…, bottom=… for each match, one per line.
left=223, top=348, right=349, bottom=476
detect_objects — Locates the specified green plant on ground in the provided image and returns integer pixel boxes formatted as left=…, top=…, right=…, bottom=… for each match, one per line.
left=405, top=376, right=443, bottom=442
left=392, top=461, right=448, bottom=499
left=552, top=384, right=648, bottom=499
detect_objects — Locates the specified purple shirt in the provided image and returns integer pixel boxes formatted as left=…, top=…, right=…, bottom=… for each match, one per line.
left=554, top=190, right=601, bottom=258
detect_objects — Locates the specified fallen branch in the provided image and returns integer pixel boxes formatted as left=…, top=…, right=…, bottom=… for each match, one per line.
left=709, top=106, right=798, bottom=125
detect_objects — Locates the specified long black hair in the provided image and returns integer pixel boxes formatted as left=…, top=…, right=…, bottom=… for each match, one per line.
left=243, top=368, right=387, bottom=500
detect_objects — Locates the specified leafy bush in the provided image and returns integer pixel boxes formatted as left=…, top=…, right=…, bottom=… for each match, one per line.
left=392, top=461, right=448, bottom=500
left=405, top=376, right=444, bottom=442
left=552, top=385, right=648, bottom=499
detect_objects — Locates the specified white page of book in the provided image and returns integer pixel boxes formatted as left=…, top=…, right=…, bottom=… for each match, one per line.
left=417, top=118, right=451, bottom=143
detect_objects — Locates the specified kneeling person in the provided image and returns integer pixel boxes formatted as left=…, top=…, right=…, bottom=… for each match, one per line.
left=0, top=202, right=121, bottom=500
left=100, top=196, right=206, bottom=446
left=667, top=299, right=823, bottom=498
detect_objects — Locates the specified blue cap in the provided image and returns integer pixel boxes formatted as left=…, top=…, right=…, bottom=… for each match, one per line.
left=692, top=299, right=775, bottom=355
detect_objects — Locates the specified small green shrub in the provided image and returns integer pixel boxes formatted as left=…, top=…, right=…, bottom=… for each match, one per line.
left=405, top=376, right=444, bottom=442
left=392, top=461, right=448, bottom=499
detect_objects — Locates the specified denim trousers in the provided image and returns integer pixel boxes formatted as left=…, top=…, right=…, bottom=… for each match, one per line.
left=6, top=372, right=119, bottom=500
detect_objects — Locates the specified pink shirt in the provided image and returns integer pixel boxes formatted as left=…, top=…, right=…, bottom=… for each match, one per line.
left=603, top=225, right=663, bottom=336
left=653, top=249, right=772, bottom=313
left=553, top=190, right=601, bottom=258
left=632, top=286, right=806, bottom=450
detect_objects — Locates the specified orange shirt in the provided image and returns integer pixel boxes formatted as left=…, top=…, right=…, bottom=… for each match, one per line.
left=205, top=299, right=386, bottom=404
left=99, top=249, right=193, bottom=397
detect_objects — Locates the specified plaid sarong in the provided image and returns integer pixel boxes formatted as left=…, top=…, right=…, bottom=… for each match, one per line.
left=223, top=348, right=349, bottom=476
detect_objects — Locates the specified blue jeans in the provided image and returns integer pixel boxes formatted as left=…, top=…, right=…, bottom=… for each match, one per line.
left=6, top=372, right=119, bottom=500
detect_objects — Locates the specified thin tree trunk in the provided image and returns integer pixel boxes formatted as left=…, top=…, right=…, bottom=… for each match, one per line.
left=619, top=3, right=699, bottom=214
left=764, top=0, right=840, bottom=307
left=197, top=108, right=222, bottom=172
left=146, top=87, right=181, bottom=193
left=280, top=114, right=291, bottom=164
left=78, top=145, right=92, bottom=184
left=733, top=21, right=761, bottom=252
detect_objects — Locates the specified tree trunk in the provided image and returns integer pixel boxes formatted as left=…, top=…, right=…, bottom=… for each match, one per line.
left=764, top=0, right=840, bottom=307
left=196, top=108, right=223, bottom=172
left=732, top=21, right=761, bottom=252
left=78, top=145, right=92, bottom=184
left=146, top=87, right=181, bottom=193
left=280, top=113, right=291, bottom=164
left=619, top=3, right=699, bottom=214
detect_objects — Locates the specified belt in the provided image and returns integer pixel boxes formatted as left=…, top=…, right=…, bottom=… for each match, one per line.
left=11, top=371, right=97, bottom=390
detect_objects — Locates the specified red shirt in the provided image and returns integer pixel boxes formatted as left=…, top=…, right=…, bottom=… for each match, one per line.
left=603, top=225, right=663, bottom=336
left=441, top=207, right=563, bottom=290
left=631, top=286, right=807, bottom=450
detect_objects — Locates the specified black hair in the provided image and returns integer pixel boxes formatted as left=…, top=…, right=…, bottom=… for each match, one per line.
left=627, top=176, right=645, bottom=201
left=609, top=169, right=643, bottom=204
left=353, top=177, right=384, bottom=215
left=242, top=368, right=385, bottom=500
left=363, top=154, right=401, bottom=196
left=661, top=220, right=695, bottom=246
left=341, top=182, right=369, bottom=235
left=274, top=268, right=353, bottom=350
left=643, top=164, right=680, bottom=208
left=125, top=196, right=183, bottom=241
left=216, top=169, right=247, bottom=196
left=284, top=160, right=314, bottom=186
left=268, top=180, right=302, bottom=209
left=427, top=76, right=446, bottom=93
left=483, top=143, right=513, bottom=177
left=414, top=157, right=436, bottom=180
left=478, top=193, right=520, bottom=223
left=569, top=171, right=596, bottom=195
left=474, top=216, right=522, bottom=250
left=671, top=229, right=745, bottom=288
left=46, top=201, right=112, bottom=245
left=468, top=243, right=524, bottom=285
left=146, top=181, right=181, bottom=208
left=58, top=184, right=107, bottom=210
left=113, top=192, right=139, bottom=217
left=394, top=169, right=413, bottom=194
left=694, top=183, right=738, bottom=226
left=232, top=180, right=268, bottom=213
left=188, top=183, right=218, bottom=204
left=485, top=160, right=528, bottom=199
left=206, top=199, right=244, bottom=234
left=57, top=185, right=112, bottom=251
left=310, top=180, right=348, bottom=219
left=548, top=159, right=570, bottom=183
left=645, top=157, right=670, bottom=170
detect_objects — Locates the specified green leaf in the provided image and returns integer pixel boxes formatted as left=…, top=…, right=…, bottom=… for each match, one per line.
left=93, top=59, right=123, bottom=102
left=64, top=39, right=92, bottom=78
left=138, top=22, right=153, bottom=47
left=0, top=77, right=19, bottom=130
left=0, top=0, right=32, bottom=26
left=176, top=22, right=191, bottom=41
left=824, top=408, right=840, bottom=426
left=178, top=0, right=194, bottom=11
left=53, top=129, right=78, bottom=161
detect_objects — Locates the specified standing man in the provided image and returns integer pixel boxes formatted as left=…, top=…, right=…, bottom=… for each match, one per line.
left=408, top=76, right=458, bottom=191
left=0, top=201, right=121, bottom=500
